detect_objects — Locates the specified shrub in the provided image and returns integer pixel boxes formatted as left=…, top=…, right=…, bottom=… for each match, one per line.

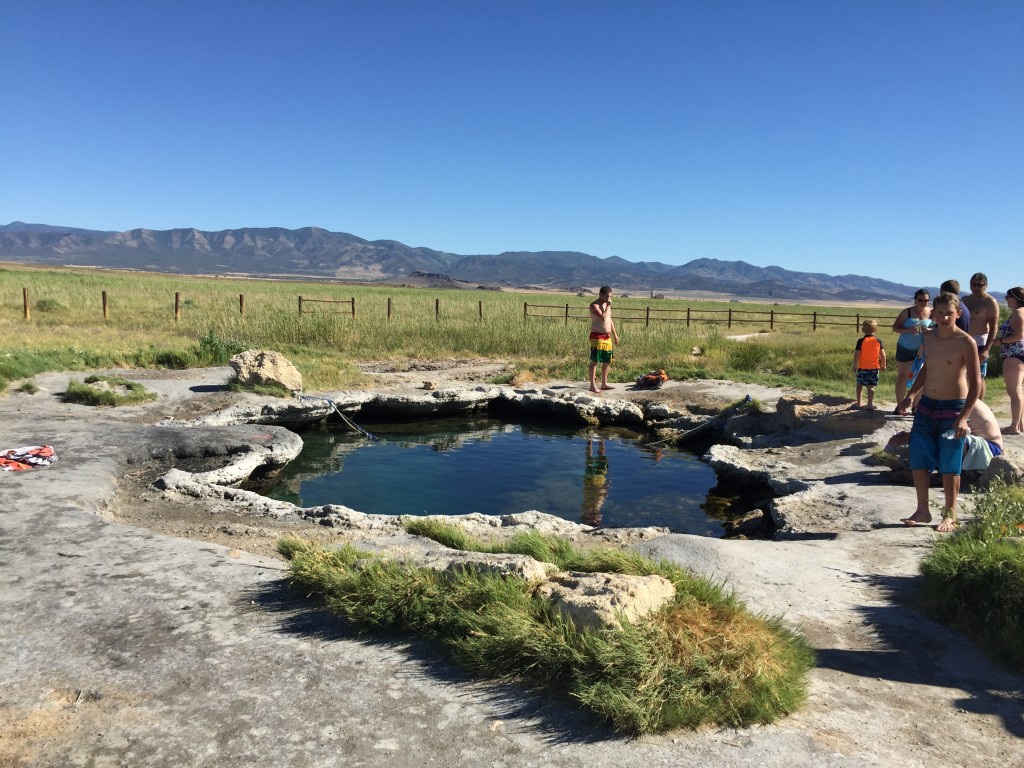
left=34, top=298, right=65, bottom=313
left=196, top=329, right=246, bottom=365
left=919, top=480, right=1024, bottom=670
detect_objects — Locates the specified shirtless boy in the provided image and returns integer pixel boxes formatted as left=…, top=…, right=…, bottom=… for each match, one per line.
left=963, top=272, right=1000, bottom=399
left=588, top=286, right=620, bottom=393
left=899, top=292, right=981, bottom=532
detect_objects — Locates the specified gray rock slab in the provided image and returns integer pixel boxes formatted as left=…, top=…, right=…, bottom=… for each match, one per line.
left=2, top=368, right=1023, bottom=767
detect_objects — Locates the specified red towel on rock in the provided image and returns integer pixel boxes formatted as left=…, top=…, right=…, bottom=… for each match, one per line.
left=0, top=445, right=58, bottom=471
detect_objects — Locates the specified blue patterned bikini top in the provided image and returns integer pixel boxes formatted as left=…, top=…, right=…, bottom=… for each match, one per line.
left=897, top=313, right=934, bottom=351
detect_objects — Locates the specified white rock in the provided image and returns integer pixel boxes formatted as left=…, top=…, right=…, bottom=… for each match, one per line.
left=230, top=350, right=303, bottom=392
left=536, top=571, right=676, bottom=631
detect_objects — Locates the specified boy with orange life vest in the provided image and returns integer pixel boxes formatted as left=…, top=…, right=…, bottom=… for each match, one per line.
left=853, top=319, right=887, bottom=410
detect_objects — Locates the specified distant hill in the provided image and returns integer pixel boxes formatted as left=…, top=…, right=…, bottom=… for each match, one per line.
left=0, top=221, right=921, bottom=301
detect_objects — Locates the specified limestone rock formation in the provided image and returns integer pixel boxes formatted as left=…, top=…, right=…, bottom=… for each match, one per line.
left=230, top=350, right=303, bottom=392
left=704, top=444, right=810, bottom=495
left=776, top=394, right=885, bottom=437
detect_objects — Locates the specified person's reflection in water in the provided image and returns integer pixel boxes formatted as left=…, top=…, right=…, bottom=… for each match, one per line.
left=581, top=438, right=610, bottom=527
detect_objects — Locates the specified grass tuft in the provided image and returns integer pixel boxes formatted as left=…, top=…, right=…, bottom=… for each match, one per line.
left=226, top=379, right=294, bottom=397
left=34, top=297, right=65, bottom=313
left=292, top=526, right=814, bottom=733
left=403, top=518, right=477, bottom=550
left=64, top=375, right=157, bottom=406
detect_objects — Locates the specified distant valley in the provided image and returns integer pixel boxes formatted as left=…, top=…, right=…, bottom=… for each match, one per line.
left=0, top=222, right=921, bottom=302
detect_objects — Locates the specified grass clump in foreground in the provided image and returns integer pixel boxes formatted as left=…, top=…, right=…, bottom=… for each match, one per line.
left=64, top=374, right=157, bottom=406
left=919, top=479, right=1024, bottom=670
left=277, top=527, right=814, bottom=734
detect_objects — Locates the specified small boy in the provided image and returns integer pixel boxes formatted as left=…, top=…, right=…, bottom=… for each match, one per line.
left=899, top=292, right=981, bottom=532
left=853, top=319, right=886, bottom=410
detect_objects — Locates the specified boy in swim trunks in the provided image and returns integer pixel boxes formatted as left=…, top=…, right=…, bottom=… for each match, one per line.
left=899, top=292, right=981, bottom=532
left=886, top=398, right=1002, bottom=468
left=852, top=319, right=886, bottom=409
left=588, top=286, right=620, bottom=393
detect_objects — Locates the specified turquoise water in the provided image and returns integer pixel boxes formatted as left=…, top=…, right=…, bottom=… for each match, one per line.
left=252, top=416, right=727, bottom=535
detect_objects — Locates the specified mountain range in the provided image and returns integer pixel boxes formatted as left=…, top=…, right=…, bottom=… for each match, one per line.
left=0, top=222, right=920, bottom=302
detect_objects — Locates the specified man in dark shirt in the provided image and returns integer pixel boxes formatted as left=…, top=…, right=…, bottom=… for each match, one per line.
left=940, top=279, right=971, bottom=333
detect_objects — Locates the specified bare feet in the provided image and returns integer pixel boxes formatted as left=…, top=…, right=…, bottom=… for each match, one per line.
left=1002, top=427, right=1022, bottom=435
left=863, top=404, right=877, bottom=411
left=600, top=385, right=615, bottom=390
left=588, top=387, right=600, bottom=393
left=936, top=515, right=959, bottom=533
left=901, top=511, right=932, bottom=526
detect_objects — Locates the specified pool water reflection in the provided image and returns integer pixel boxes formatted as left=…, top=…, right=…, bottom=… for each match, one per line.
left=249, top=416, right=729, bottom=536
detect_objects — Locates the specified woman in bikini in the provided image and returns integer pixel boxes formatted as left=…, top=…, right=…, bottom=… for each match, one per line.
left=996, top=286, right=1024, bottom=435
left=891, top=289, right=934, bottom=411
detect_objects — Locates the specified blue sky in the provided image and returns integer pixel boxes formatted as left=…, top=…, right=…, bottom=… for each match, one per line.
left=2, top=1, right=1021, bottom=293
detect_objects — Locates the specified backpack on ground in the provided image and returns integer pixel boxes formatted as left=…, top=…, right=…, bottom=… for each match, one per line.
left=635, top=369, right=669, bottom=389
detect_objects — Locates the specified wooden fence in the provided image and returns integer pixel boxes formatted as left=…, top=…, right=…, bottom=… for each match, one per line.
left=523, top=301, right=890, bottom=331
left=298, top=295, right=356, bottom=317
left=17, top=289, right=489, bottom=322
left=15, top=287, right=892, bottom=330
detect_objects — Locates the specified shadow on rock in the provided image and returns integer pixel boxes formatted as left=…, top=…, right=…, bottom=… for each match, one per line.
left=242, top=578, right=618, bottom=745
left=814, top=572, right=1024, bottom=738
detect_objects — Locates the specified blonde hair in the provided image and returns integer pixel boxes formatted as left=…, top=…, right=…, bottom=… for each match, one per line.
left=861, top=319, right=878, bottom=334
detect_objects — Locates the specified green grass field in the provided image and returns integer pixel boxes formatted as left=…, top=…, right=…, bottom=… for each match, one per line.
left=1, top=263, right=916, bottom=396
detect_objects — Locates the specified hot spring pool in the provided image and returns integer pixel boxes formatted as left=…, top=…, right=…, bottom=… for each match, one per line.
left=249, top=416, right=738, bottom=536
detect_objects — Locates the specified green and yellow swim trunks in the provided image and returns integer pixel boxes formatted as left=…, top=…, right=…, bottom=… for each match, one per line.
left=590, top=332, right=613, bottom=364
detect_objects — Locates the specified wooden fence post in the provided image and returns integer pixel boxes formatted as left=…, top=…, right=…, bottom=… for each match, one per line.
left=855, top=313, right=860, bottom=330
left=564, top=303, right=569, bottom=326
left=239, top=294, right=245, bottom=318
left=686, top=307, right=690, bottom=328
left=812, top=311, right=817, bottom=331
left=352, top=297, right=356, bottom=318
left=174, top=292, right=181, bottom=322
left=387, top=297, right=392, bottom=320
left=645, top=306, right=650, bottom=327
left=102, top=290, right=108, bottom=320
left=23, top=288, right=29, bottom=320
left=435, top=298, right=440, bottom=319
left=770, top=309, right=774, bottom=330
left=298, top=296, right=303, bottom=316
left=524, top=301, right=528, bottom=319
left=478, top=300, right=483, bottom=320
left=728, top=308, right=733, bottom=329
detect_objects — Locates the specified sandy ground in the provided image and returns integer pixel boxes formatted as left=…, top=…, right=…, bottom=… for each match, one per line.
left=1, top=362, right=1022, bottom=768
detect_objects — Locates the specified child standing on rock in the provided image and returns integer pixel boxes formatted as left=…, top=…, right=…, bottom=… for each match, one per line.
left=853, top=319, right=886, bottom=410
left=899, top=292, right=981, bottom=532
